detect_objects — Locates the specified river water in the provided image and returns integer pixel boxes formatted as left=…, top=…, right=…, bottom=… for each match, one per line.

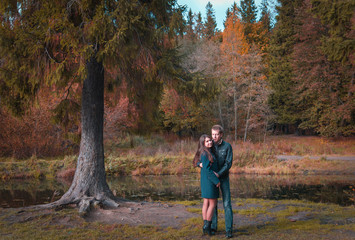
left=1, top=174, right=354, bottom=208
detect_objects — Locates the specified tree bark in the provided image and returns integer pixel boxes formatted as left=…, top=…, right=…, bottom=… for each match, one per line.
left=218, top=97, right=224, bottom=129
left=53, top=55, right=117, bottom=213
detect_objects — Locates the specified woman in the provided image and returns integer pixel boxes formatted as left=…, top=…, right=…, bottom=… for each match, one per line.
left=193, top=134, right=220, bottom=235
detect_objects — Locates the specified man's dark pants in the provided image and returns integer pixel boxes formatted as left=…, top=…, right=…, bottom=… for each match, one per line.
left=211, top=176, right=233, bottom=233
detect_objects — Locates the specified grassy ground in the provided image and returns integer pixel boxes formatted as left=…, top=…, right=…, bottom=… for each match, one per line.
left=0, top=135, right=354, bottom=179
left=1, top=136, right=354, bottom=239
left=0, top=198, right=354, bottom=239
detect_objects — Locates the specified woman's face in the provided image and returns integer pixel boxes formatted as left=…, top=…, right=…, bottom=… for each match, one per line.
left=204, top=137, right=213, bottom=148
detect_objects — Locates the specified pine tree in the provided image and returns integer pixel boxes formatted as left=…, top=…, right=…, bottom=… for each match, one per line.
left=239, top=0, right=258, bottom=44
left=259, top=0, right=272, bottom=32
left=240, top=0, right=258, bottom=23
left=195, top=12, right=204, bottom=39
left=311, top=0, right=355, bottom=64
left=185, top=8, right=196, bottom=41
left=267, top=0, right=303, bottom=133
left=292, top=0, right=355, bottom=136
left=292, top=0, right=333, bottom=135
left=0, top=0, right=182, bottom=212
left=310, top=0, right=355, bottom=136
left=204, top=2, right=217, bottom=39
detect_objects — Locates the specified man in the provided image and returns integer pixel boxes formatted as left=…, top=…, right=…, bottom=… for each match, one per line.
left=211, top=125, right=233, bottom=238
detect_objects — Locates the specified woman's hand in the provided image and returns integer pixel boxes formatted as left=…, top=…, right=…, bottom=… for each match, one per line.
left=199, top=163, right=203, bottom=168
left=213, top=171, right=219, bottom=178
left=216, top=182, right=220, bottom=187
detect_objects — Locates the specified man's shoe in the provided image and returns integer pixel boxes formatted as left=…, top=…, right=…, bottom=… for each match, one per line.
left=210, top=228, right=216, bottom=235
left=225, top=231, right=233, bottom=238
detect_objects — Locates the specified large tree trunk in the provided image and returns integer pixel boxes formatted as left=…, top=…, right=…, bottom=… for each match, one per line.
left=53, top=55, right=118, bottom=213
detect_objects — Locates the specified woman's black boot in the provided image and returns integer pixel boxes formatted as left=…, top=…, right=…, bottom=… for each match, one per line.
left=202, top=220, right=208, bottom=235
left=207, top=221, right=213, bottom=236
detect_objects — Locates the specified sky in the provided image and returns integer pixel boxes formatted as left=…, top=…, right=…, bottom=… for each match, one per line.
left=177, top=0, right=263, bottom=30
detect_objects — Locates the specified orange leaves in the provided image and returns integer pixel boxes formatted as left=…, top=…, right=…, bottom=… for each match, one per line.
left=160, top=88, right=189, bottom=118
left=159, top=87, right=208, bottom=134
left=221, top=11, right=249, bottom=56
left=0, top=87, right=78, bottom=159
left=104, top=96, right=138, bottom=139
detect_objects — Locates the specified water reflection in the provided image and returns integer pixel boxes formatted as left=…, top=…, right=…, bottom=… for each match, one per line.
left=0, top=179, right=67, bottom=208
left=0, top=174, right=354, bottom=208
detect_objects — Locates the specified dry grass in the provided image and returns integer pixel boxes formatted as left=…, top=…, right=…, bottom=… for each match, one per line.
left=1, top=135, right=354, bottom=179
left=263, top=135, right=355, bottom=156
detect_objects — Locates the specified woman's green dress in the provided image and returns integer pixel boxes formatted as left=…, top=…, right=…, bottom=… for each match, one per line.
left=200, top=151, right=220, bottom=199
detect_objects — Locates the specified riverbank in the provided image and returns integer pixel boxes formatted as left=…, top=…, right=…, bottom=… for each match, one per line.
left=1, top=154, right=354, bottom=180
left=1, top=136, right=354, bottom=180
left=1, top=198, right=354, bottom=239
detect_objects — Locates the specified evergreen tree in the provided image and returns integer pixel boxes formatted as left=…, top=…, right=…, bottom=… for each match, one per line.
left=293, top=0, right=355, bottom=136
left=239, top=0, right=258, bottom=23
left=204, top=2, right=217, bottom=39
left=185, top=8, right=196, bottom=41
left=239, top=0, right=258, bottom=43
left=267, top=0, right=303, bottom=133
left=0, top=0, right=182, bottom=211
left=255, top=0, right=272, bottom=52
left=292, top=0, right=334, bottom=135
left=311, top=0, right=355, bottom=64
left=195, top=12, right=204, bottom=39
left=259, top=0, right=272, bottom=32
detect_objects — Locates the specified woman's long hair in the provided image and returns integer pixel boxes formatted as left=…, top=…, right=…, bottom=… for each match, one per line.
left=193, top=134, right=214, bottom=167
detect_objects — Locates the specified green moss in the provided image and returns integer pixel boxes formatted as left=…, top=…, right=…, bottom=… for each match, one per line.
left=172, top=200, right=200, bottom=206
left=237, top=207, right=270, bottom=217
left=273, top=205, right=313, bottom=220
left=186, top=208, right=200, bottom=214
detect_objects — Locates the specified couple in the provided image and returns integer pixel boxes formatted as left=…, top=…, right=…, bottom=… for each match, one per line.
left=193, top=125, right=233, bottom=238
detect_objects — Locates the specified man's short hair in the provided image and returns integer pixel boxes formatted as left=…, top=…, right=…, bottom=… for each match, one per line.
left=212, top=125, right=224, bottom=134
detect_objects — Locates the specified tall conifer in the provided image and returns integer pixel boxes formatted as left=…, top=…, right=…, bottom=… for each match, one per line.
left=259, top=0, right=272, bottom=32
left=195, top=12, right=204, bottom=39
left=185, top=8, right=196, bottom=41
left=239, top=0, right=258, bottom=44
left=0, top=0, right=182, bottom=211
left=267, top=0, right=303, bottom=133
left=204, top=2, right=217, bottom=39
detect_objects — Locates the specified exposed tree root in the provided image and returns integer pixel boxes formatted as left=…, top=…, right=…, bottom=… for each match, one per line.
left=28, top=193, right=120, bottom=216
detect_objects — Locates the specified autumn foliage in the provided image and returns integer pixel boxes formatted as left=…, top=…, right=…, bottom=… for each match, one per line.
left=0, top=0, right=354, bottom=159
left=0, top=88, right=78, bottom=159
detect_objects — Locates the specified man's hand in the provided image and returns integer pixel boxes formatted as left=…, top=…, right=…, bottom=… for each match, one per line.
left=216, top=182, right=220, bottom=187
left=214, top=171, right=219, bottom=178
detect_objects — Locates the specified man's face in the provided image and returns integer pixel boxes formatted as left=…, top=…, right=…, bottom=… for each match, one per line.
left=212, top=129, right=222, bottom=144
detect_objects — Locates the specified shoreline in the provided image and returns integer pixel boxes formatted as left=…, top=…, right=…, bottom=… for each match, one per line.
left=1, top=154, right=355, bottom=180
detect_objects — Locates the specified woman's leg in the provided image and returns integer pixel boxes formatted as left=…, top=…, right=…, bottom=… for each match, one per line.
left=206, top=199, right=217, bottom=221
left=202, top=198, right=209, bottom=220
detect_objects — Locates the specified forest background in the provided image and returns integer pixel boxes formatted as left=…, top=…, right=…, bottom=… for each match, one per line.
left=0, top=0, right=354, bottom=162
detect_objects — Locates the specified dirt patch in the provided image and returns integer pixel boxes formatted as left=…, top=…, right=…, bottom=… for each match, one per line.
left=86, top=201, right=198, bottom=228
left=0, top=200, right=198, bottom=229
